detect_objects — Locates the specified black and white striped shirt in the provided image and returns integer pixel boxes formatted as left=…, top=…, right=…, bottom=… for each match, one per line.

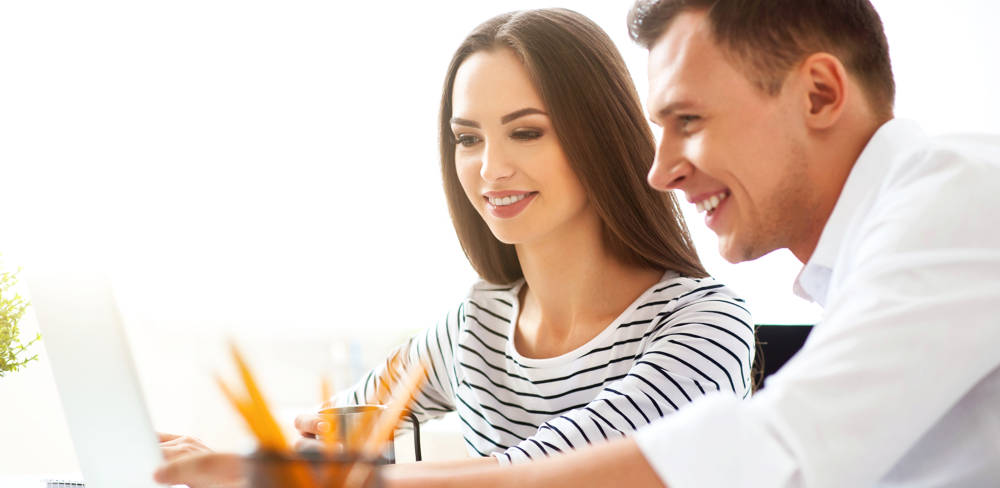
left=336, top=272, right=754, bottom=464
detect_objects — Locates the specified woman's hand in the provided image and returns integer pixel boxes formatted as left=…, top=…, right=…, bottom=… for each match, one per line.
left=293, top=411, right=330, bottom=452
left=154, top=452, right=246, bottom=488
left=159, top=432, right=213, bottom=461
left=293, top=411, right=330, bottom=438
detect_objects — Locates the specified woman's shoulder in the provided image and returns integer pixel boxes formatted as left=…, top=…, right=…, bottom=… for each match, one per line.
left=628, top=273, right=754, bottom=349
left=433, top=279, right=522, bottom=331
left=643, top=272, right=750, bottom=319
left=461, top=279, right=521, bottom=319
left=468, top=279, right=523, bottom=299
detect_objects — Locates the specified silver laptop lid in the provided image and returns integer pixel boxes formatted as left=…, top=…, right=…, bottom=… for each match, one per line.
left=26, top=265, right=164, bottom=488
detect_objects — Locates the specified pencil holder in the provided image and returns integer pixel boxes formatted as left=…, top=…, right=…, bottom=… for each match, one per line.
left=246, top=449, right=384, bottom=488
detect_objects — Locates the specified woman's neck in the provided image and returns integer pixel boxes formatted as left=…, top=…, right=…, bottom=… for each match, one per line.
left=513, top=210, right=663, bottom=359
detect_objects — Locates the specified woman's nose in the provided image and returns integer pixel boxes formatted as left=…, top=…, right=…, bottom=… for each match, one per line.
left=480, top=142, right=515, bottom=181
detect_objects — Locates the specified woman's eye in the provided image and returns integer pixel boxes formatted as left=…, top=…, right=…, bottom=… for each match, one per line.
left=511, top=129, right=542, bottom=141
left=454, top=134, right=481, bottom=147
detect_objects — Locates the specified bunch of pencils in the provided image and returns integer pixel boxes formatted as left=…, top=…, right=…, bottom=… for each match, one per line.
left=218, top=341, right=426, bottom=488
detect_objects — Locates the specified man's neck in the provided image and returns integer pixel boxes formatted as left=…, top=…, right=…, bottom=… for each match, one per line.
left=790, top=115, right=889, bottom=264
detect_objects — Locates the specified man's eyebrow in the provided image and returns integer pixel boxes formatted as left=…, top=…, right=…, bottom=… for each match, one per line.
left=653, top=100, right=696, bottom=121
left=501, top=107, right=547, bottom=124
left=450, top=117, right=480, bottom=128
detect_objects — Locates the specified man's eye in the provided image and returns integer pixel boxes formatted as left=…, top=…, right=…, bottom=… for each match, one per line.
left=511, top=129, right=542, bottom=141
left=677, top=115, right=701, bottom=134
left=454, top=134, right=481, bottom=147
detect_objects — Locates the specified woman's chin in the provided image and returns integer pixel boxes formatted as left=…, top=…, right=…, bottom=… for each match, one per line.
left=490, top=233, right=522, bottom=246
left=486, top=226, right=531, bottom=246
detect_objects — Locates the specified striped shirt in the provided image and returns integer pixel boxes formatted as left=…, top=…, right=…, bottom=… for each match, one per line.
left=335, top=272, right=754, bottom=464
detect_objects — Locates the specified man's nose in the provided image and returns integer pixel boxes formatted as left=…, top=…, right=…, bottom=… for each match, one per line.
left=648, top=137, right=693, bottom=191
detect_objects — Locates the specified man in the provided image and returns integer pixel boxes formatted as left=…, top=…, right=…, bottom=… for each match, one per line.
left=157, top=1, right=1000, bottom=486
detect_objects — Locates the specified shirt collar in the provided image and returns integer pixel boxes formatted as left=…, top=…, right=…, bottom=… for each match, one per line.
left=793, top=118, right=926, bottom=305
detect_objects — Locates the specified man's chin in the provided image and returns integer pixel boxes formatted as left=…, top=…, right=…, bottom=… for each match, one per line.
left=717, top=235, right=763, bottom=264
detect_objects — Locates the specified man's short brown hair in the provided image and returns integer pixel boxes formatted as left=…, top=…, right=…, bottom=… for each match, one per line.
left=628, top=0, right=895, bottom=120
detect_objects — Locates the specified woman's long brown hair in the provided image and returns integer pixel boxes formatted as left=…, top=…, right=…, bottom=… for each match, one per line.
left=440, top=8, right=707, bottom=284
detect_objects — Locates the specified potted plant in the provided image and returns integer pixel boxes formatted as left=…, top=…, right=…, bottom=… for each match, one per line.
left=1, top=262, right=39, bottom=377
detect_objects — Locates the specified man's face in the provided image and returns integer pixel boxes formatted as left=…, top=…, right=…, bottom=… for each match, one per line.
left=645, top=10, right=818, bottom=263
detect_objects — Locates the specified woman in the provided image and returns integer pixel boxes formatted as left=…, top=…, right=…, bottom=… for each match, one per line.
left=157, top=8, right=753, bottom=485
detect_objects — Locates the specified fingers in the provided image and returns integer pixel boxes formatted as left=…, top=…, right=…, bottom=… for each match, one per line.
left=159, top=434, right=213, bottom=462
left=293, top=436, right=325, bottom=453
left=154, top=452, right=245, bottom=487
left=294, top=412, right=324, bottom=436
left=158, top=432, right=182, bottom=442
left=160, top=435, right=208, bottom=449
left=162, top=444, right=208, bottom=462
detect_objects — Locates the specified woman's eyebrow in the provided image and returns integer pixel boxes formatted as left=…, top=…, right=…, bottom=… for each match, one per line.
left=501, top=107, right=547, bottom=124
left=450, top=108, right=547, bottom=128
left=450, top=117, right=480, bottom=128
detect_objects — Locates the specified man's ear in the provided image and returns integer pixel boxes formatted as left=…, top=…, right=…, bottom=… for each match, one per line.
left=797, top=53, right=849, bottom=130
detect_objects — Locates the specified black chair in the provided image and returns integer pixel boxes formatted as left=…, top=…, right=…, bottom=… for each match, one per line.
left=753, top=324, right=813, bottom=383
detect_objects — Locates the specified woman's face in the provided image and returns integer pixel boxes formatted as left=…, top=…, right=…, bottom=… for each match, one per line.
left=451, top=49, right=592, bottom=246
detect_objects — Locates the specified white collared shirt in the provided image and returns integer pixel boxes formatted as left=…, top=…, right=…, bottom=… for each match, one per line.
left=636, top=119, right=1000, bottom=487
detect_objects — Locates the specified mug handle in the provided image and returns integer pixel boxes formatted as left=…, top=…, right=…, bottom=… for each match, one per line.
left=404, top=410, right=421, bottom=462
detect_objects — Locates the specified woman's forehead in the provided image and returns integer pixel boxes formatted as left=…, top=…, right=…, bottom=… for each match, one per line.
left=452, top=49, right=546, bottom=120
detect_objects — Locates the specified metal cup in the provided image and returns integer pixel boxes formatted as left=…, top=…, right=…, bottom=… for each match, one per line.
left=317, top=405, right=422, bottom=464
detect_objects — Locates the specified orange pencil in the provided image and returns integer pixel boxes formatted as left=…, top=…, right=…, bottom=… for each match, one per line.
left=343, top=360, right=427, bottom=488
left=218, top=342, right=318, bottom=488
left=321, top=375, right=333, bottom=408
left=319, top=376, right=340, bottom=451
left=215, top=375, right=272, bottom=447
left=229, top=341, right=288, bottom=449
left=346, top=354, right=402, bottom=450
left=360, top=361, right=427, bottom=457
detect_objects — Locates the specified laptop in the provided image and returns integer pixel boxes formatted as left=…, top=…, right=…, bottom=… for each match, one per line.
left=26, top=264, right=166, bottom=488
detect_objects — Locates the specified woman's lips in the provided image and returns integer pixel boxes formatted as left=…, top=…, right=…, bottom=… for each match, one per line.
left=485, top=191, right=538, bottom=219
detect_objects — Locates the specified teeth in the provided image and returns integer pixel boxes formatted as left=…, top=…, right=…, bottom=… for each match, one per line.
left=697, top=191, right=728, bottom=214
left=489, top=193, right=530, bottom=207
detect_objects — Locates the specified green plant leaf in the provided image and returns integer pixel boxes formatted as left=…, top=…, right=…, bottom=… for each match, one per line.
left=0, top=258, right=40, bottom=378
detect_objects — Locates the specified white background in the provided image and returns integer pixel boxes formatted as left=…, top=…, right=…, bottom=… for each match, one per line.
left=1, top=0, right=998, bottom=475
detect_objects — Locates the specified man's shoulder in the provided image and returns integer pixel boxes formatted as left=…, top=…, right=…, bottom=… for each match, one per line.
left=882, top=130, right=1000, bottom=192
left=853, top=130, right=1000, bottom=258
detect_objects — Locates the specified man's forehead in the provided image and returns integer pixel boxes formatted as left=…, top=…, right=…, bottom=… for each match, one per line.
left=646, top=10, right=719, bottom=107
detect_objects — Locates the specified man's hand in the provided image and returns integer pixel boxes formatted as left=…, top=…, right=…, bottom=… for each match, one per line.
left=154, top=452, right=246, bottom=488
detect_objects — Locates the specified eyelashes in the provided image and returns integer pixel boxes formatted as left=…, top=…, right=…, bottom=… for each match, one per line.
left=452, top=128, right=545, bottom=147
left=511, top=129, right=542, bottom=141
left=454, top=134, right=481, bottom=147
left=676, top=114, right=702, bottom=135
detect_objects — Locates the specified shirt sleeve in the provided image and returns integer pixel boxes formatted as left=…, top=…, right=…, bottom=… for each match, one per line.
left=496, top=294, right=755, bottom=464
left=635, top=151, right=1000, bottom=487
left=332, top=305, right=463, bottom=427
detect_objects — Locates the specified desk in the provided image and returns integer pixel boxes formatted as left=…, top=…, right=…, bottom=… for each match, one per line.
left=0, top=474, right=82, bottom=488
left=0, top=475, right=188, bottom=487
